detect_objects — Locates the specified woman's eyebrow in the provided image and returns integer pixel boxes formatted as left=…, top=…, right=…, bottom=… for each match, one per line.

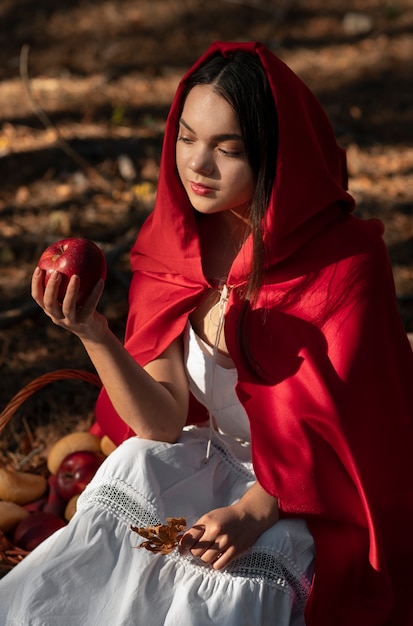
left=178, top=117, right=243, bottom=142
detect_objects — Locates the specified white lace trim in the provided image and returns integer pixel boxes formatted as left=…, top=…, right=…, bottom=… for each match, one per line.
left=169, top=549, right=312, bottom=608
left=77, top=475, right=312, bottom=606
left=77, top=475, right=159, bottom=527
left=226, top=549, right=312, bottom=608
left=77, top=433, right=254, bottom=526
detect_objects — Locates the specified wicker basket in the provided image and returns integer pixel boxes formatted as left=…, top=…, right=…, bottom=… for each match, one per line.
left=0, top=369, right=102, bottom=575
left=0, top=369, right=102, bottom=436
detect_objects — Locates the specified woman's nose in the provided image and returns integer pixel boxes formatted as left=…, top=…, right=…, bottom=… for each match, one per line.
left=189, top=146, right=214, bottom=175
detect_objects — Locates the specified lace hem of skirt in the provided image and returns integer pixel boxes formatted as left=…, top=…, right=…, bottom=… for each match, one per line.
left=77, top=475, right=160, bottom=527
left=77, top=476, right=312, bottom=607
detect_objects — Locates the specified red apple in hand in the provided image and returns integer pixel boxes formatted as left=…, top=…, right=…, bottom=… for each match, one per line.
left=37, top=237, right=107, bottom=308
left=14, top=511, right=66, bottom=551
left=56, top=451, right=105, bottom=501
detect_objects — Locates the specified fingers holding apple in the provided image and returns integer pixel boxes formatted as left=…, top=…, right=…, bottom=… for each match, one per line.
left=32, top=267, right=67, bottom=320
left=31, top=265, right=55, bottom=310
left=59, top=273, right=105, bottom=322
left=36, top=238, right=107, bottom=310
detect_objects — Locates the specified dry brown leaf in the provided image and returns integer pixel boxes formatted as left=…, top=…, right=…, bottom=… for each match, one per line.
left=131, top=517, right=186, bottom=555
left=0, top=529, right=30, bottom=568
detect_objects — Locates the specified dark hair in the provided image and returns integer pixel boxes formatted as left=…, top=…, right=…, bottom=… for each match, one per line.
left=183, top=50, right=278, bottom=299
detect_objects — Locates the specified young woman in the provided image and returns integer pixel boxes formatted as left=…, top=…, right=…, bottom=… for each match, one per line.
left=0, top=41, right=412, bottom=626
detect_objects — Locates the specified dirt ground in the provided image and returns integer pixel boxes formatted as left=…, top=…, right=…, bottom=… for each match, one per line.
left=1, top=0, right=412, bottom=469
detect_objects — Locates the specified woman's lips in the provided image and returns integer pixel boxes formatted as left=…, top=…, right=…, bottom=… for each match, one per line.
left=190, top=181, right=215, bottom=195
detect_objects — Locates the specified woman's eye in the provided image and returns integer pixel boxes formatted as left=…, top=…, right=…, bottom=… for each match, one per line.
left=218, top=147, right=242, bottom=158
left=177, top=135, right=193, bottom=144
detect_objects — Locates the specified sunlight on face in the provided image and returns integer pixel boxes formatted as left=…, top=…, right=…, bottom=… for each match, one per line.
left=176, top=85, right=255, bottom=218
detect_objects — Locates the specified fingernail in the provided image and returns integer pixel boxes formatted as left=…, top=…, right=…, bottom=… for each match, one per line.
left=34, top=267, right=41, bottom=277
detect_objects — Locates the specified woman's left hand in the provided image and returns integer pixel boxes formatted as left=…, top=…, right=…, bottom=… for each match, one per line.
left=179, top=482, right=279, bottom=570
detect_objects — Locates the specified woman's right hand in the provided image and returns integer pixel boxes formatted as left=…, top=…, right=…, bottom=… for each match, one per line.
left=32, top=266, right=189, bottom=442
left=31, top=267, right=108, bottom=344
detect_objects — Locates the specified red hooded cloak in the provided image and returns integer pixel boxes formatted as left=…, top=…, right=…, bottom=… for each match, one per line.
left=94, top=42, right=413, bottom=624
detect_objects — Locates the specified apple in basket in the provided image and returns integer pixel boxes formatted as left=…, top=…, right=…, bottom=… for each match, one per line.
left=37, top=237, right=107, bottom=308
left=14, top=511, right=66, bottom=551
left=56, top=451, right=105, bottom=501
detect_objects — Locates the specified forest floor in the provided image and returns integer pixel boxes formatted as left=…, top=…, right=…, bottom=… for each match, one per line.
left=0, top=0, right=412, bottom=469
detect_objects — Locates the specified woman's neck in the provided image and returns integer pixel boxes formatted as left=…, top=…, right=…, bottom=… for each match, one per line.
left=198, top=212, right=251, bottom=285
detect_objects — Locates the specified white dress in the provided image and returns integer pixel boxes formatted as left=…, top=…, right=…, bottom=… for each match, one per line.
left=0, top=325, right=315, bottom=626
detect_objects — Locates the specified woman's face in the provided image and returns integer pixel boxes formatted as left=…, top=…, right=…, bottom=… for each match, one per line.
left=176, top=84, right=255, bottom=218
